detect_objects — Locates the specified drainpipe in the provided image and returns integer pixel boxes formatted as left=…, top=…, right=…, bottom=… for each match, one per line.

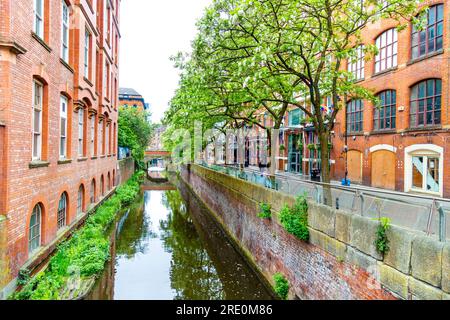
left=0, top=215, right=8, bottom=298
left=344, top=94, right=349, bottom=185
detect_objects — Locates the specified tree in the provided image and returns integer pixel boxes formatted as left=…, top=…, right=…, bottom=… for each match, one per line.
left=118, top=106, right=153, bottom=166
left=165, top=0, right=423, bottom=202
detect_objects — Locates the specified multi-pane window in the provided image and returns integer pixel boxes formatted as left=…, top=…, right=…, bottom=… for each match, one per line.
left=288, top=109, right=304, bottom=127
left=57, top=193, right=67, bottom=230
left=60, top=96, right=68, bottom=158
left=29, top=204, right=42, bottom=255
left=346, top=100, right=364, bottom=133
left=374, top=90, right=396, bottom=131
left=84, top=30, right=91, bottom=78
left=375, top=28, right=398, bottom=73
left=90, top=180, right=96, bottom=204
left=78, top=109, right=84, bottom=156
left=90, top=116, right=96, bottom=156
left=33, top=81, right=43, bottom=160
left=61, top=1, right=69, bottom=63
left=77, top=185, right=84, bottom=215
left=34, top=0, right=44, bottom=38
left=410, top=79, right=442, bottom=128
left=347, top=46, right=365, bottom=81
left=412, top=4, right=444, bottom=60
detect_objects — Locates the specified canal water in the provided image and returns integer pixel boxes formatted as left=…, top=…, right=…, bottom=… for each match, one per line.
left=87, top=178, right=273, bottom=300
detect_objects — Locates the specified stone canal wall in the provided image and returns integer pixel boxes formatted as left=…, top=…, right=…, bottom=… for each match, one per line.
left=181, top=164, right=450, bottom=300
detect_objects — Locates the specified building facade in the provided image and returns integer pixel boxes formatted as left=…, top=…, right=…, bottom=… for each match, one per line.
left=332, top=0, right=450, bottom=198
left=0, top=0, right=121, bottom=297
left=119, top=87, right=150, bottom=111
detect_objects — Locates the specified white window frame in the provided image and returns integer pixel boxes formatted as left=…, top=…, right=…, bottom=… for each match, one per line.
left=84, top=29, right=90, bottom=78
left=404, top=144, right=444, bottom=196
left=29, top=204, right=42, bottom=255
left=347, top=45, right=365, bottom=81
left=78, top=109, right=84, bottom=156
left=60, top=96, right=68, bottom=159
left=34, top=0, right=44, bottom=38
left=375, top=28, right=398, bottom=73
left=32, top=81, right=43, bottom=161
left=61, top=1, right=70, bottom=63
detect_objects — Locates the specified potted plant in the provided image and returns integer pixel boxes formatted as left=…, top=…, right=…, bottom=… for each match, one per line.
left=307, top=143, right=316, bottom=151
left=279, top=144, right=286, bottom=156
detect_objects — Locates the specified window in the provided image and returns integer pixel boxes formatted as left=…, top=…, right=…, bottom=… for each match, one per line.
left=60, top=96, right=68, bottom=158
left=107, top=173, right=111, bottom=191
left=288, top=109, right=304, bottom=127
left=106, top=123, right=110, bottom=154
left=90, top=116, right=96, bottom=156
left=57, top=193, right=67, bottom=230
left=410, top=79, right=441, bottom=128
left=84, top=30, right=91, bottom=78
left=90, top=179, right=96, bottom=204
left=412, top=4, right=444, bottom=59
left=375, top=28, right=398, bottom=73
left=374, top=90, right=396, bottom=131
left=34, top=0, right=44, bottom=38
left=33, top=81, right=43, bottom=160
left=412, top=155, right=440, bottom=193
left=346, top=100, right=364, bottom=133
left=100, top=175, right=104, bottom=196
left=99, top=120, right=104, bottom=155
left=78, top=109, right=84, bottom=156
left=61, top=1, right=70, bottom=63
left=348, top=45, right=364, bottom=81
left=77, top=185, right=84, bottom=215
left=29, top=204, right=42, bottom=255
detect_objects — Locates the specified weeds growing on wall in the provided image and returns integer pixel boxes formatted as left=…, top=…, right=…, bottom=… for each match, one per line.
left=374, top=217, right=391, bottom=255
left=273, top=273, right=289, bottom=300
left=258, top=203, right=272, bottom=219
left=279, top=196, right=309, bottom=241
left=10, top=171, right=145, bottom=300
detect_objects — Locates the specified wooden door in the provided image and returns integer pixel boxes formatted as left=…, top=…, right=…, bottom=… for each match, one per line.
left=371, top=151, right=396, bottom=190
left=348, top=150, right=362, bottom=183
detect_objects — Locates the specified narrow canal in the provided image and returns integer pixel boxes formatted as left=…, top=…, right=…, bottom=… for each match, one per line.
left=87, top=177, right=273, bottom=300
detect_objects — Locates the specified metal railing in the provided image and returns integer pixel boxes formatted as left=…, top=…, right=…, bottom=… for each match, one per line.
left=201, top=163, right=449, bottom=242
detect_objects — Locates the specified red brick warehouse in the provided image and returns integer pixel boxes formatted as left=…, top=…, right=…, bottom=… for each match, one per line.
left=0, top=0, right=121, bottom=297
left=332, top=0, right=450, bottom=198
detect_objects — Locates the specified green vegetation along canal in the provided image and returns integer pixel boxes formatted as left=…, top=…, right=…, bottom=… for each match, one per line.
left=86, top=177, right=273, bottom=300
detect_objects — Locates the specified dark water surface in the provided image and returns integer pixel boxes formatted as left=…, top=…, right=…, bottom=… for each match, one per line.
left=87, top=180, right=273, bottom=300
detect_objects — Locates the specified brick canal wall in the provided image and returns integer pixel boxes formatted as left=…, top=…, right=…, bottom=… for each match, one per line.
left=181, top=164, right=450, bottom=300
left=118, top=157, right=135, bottom=186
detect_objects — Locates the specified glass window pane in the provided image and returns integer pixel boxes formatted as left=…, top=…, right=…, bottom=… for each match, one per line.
left=412, top=156, right=424, bottom=189
left=427, top=158, right=440, bottom=192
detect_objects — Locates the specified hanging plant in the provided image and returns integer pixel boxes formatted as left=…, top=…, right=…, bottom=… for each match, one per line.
left=279, top=144, right=286, bottom=152
left=307, top=144, right=316, bottom=151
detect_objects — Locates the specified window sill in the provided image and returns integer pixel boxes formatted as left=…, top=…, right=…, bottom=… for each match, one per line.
left=372, top=66, right=398, bottom=78
left=100, top=155, right=106, bottom=158
left=345, top=132, right=364, bottom=137
left=29, top=161, right=50, bottom=169
left=31, top=32, right=52, bottom=52
left=60, top=58, right=74, bottom=73
left=83, top=77, right=94, bottom=87
left=77, top=157, right=88, bottom=162
left=407, top=49, right=444, bottom=66
left=404, top=126, right=442, bottom=133
left=58, top=159, right=72, bottom=165
left=91, top=156, right=98, bottom=160
left=370, top=129, right=397, bottom=135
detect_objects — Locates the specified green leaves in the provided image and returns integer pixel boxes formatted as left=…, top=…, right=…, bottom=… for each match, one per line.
left=273, top=273, right=289, bottom=300
left=374, top=217, right=391, bottom=255
left=279, top=196, right=309, bottom=242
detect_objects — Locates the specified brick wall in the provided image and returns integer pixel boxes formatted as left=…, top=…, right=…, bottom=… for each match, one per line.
left=182, top=165, right=450, bottom=300
left=118, top=157, right=135, bottom=185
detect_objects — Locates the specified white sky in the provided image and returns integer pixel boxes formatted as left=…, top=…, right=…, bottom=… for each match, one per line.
left=119, top=0, right=213, bottom=123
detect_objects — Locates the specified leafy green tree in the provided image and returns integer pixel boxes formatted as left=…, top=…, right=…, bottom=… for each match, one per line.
left=118, top=106, right=153, bottom=166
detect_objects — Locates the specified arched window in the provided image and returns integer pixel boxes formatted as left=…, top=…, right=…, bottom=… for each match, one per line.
left=100, top=175, right=105, bottom=196
left=375, top=28, right=398, bottom=73
left=77, top=185, right=85, bottom=215
left=410, top=79, right=442, bottom=128
left=112, top=170, right=116, bottom=187
left=107, top=172, right=111, bottom=191
left=374, top=90, right=396, bottom=131
left=90, top=179, right=96, bottom=204
left=29, top=204, right=42, bottom=255
left=346, top=100, right=364, bottom=133
left=411, top=4, right=444, bottom=59
left=57, top=193, right=68, bottom=230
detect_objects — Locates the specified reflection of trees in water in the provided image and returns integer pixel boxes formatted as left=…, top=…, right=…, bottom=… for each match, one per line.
left=160, top=191, right=224, bottom=300
left=115, top=193, right=157, bottom=259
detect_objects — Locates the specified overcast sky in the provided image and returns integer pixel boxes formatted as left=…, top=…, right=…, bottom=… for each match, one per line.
left=119, top=0, right=212, bottom=123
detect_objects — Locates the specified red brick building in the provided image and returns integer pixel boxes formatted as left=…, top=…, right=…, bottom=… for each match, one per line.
left=332, top=0, right=449, bottom=198
left=0, top=0, right=121, bottom=297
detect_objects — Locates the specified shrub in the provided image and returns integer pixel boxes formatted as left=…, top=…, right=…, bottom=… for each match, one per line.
left=258, top=203, right=272, bottom=219
left=10, top=171, right=144, bottom=300
left=374, top=217, right=391, bottom=255
left=273, top=273, right=289, bottom=300
left=279, top=196, right=309, bottom=241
